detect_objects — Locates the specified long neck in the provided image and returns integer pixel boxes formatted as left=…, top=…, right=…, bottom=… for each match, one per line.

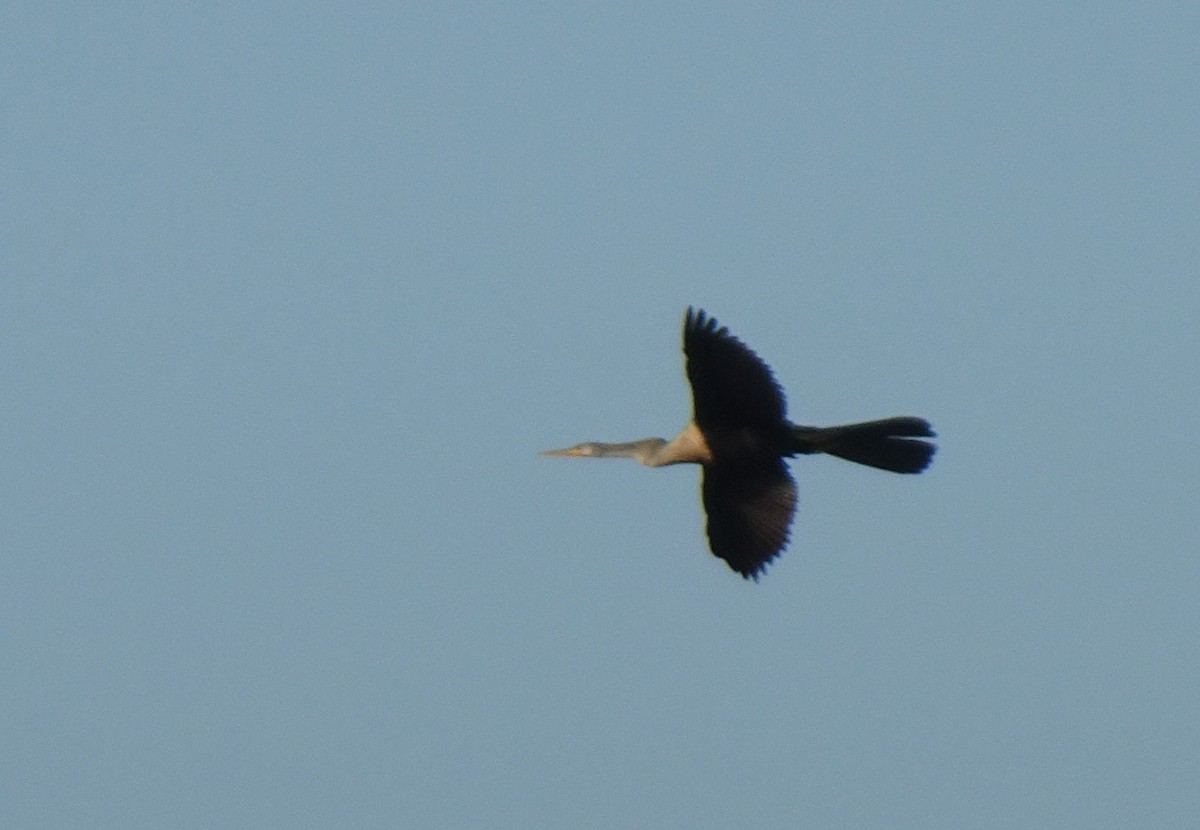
left=588, top=438, right=669, bottom=465
left=593, top=422, right=712, bottom=467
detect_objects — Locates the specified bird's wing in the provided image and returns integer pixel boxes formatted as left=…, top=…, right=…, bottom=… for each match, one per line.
left=701, top=459, right=797, bottom=580
left=683, top=307, right=786, bottom=430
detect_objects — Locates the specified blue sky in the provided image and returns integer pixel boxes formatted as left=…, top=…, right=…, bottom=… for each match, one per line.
left=3, top=3, right=1198, bottom=828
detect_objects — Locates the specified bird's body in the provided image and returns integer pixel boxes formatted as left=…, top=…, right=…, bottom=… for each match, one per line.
left=543, top=308, right=935, bottom=579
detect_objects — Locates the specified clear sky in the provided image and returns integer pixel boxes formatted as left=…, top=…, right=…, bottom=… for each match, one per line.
left=3, top=3, right=1197, bottom=828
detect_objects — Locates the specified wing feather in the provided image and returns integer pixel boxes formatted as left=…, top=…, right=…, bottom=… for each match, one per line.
left=683, top=308, right=787, bottom=431
left=701, top=460, right=797, bottom=580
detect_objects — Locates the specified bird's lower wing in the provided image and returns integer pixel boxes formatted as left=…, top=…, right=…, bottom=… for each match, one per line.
left=701, top=460, right=796, bottom=580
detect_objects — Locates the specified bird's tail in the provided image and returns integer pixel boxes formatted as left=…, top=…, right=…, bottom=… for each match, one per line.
left=789, top=417, right=936, bottom=473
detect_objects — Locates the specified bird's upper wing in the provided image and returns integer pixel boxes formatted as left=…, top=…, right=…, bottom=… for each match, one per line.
left=701, top=459, right=797, bottom=580
left=683, top=307, right=787, bottom=430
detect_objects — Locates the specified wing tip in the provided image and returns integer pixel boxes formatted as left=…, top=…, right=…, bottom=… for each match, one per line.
left=735, top=559, right=772, bottom=581
left=684, top=306, right=724, bottom=338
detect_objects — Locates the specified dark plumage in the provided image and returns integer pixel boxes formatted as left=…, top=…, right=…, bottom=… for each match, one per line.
left=544, top=308, right=936, bottom=580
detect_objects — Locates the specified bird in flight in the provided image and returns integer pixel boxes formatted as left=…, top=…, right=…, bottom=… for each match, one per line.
left=543, top=307, right=936, bottom=580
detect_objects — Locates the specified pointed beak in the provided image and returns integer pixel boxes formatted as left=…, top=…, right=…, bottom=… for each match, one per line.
left=540, top=446, right=585, bottom=457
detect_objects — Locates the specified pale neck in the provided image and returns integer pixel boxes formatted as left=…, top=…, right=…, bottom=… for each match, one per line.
left=588, top=438, right=668, bottom=465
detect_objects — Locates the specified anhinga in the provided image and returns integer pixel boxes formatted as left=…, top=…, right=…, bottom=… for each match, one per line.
left=543, top=308, right=936, bottom=580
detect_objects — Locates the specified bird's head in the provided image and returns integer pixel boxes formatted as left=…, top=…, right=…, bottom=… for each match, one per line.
left=540, top=443, right=600, bottom=457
